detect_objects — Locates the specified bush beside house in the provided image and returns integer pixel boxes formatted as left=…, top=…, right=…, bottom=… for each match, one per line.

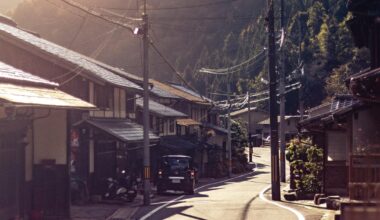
left=286, top=138, right=324, bottom=199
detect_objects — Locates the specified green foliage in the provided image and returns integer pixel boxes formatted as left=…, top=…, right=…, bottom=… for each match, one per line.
left=286, top=138, right=323, bottom=194
left=231, top=119, right=248, bottom=149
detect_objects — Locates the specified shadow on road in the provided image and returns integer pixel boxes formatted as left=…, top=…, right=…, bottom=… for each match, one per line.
left=138, top=170, right=270, bottom=219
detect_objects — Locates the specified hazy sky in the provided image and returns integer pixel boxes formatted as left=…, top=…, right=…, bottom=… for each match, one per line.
left=0, top=0, right=23, bottom=14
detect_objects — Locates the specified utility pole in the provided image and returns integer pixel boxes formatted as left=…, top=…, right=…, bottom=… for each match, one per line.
left=142, top=0, right=151, bottom=206
left=279, top=0, right=286, bottom=183
left=267, top=0, right=281, bottom=201
left=227, top=77, right=232, bottom=178
left=298, top=12, right=304, bottom=119
left=247, top=91, right=253, bottom=162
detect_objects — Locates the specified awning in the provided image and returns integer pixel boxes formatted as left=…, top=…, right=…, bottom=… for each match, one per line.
left=176, top=118, right=201, bottom=126
left=160, top=136, right=199, bottom=151
left=76, top=118, right=160, bottom=144
left=0, top=83, right=95, bottom=109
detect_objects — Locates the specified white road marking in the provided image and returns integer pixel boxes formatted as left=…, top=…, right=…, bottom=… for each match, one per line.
left=139, top=171, right=255, bottom=220
left=259, top=185, right=305, bottom=220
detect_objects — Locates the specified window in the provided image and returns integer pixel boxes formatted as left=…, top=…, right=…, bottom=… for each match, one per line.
left=327, top=131, right=346, bottom=161
left=169, top=119, right=175, bottom=133
left=150, top=115, right=154, bottom=130
left=126, top=92, right=136, bottom=113
left=94, top=84, right=113, bottom=109
left=156, top=118, right=164, bottom=134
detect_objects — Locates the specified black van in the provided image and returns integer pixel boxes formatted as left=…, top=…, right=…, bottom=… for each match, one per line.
left=156, top=155, right=195, bottom=195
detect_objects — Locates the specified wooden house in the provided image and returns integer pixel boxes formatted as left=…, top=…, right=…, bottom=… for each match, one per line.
left=0, top=15, right=159, bottom=202
left=0, top=61, right=94, bottom=219
left=299, top=95, right=364, bottom=196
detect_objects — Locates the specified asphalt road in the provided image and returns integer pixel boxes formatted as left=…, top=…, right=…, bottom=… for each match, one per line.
left=134, top=147, right=300, bottom=220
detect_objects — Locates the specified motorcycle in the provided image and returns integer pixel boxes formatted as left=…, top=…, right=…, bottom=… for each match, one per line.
left=103, top=170, right=137, bottom=202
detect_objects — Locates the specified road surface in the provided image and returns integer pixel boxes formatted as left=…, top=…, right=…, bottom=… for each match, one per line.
left=134, top=147, right=300, bottom=220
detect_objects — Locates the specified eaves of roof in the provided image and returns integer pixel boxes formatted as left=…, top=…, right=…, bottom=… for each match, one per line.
left=136, top=98, right=187, bottom=118
left=0, top=22, right=142, bottom=91
left=0, top=61, right=58, bottom=87
left=150, top=79, right=211, bottom=105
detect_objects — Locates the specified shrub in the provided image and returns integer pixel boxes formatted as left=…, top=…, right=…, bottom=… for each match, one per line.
left=286, top=138, right=323, bottom=194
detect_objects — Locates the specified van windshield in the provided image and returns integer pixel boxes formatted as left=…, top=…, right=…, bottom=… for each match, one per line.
left=161, top=157, right=190, bottom=171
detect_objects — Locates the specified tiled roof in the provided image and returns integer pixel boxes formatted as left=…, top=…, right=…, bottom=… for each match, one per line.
left=0, top=22, right=142, bottom=91
left=150, top=80, right=210, bottom=104
left=136, top=98, right=187, bottom=118
left=84, top=57, right=144, bottom=84
left=0, top=83, right=95, bottom=109
left=0, top=61, right=58, bottom=87
left=80, top=118, right=159, bottom=143
left=150, top=84, right=180, bottom=99
left=171, top=84, right=212, bottom=102
left=299, top=95, right=362, bottom=126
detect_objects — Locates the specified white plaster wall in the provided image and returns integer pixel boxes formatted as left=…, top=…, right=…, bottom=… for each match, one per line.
left=33, top=109, right=67, bottom=165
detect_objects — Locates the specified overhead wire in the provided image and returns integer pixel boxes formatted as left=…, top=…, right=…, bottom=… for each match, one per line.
left=97, top=0, right=236, bottom=11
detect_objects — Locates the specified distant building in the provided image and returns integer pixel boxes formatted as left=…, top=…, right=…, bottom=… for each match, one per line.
left=258, top=115, right=301, bottom=141
left=230, top=107, right=269, bottom=135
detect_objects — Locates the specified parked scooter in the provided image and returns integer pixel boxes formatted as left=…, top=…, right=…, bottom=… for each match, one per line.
left=103, top=170, right=137, bottom=202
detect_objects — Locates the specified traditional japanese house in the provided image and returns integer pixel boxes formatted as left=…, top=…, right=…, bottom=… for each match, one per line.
left=0, top=16, right=159, bottom=197
left=299, top=95, right=364, bottom=196
left=336, top=1, right=380, bottom=218
left=0, top=61, right=94, bottom=219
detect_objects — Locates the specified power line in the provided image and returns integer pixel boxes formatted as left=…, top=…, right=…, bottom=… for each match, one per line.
left=97, top=0, right=236, bottom=11
left=199, top=49, right=267, bottom=75
left=44, top=0, right=84, bottom=18
left=148, top=39, right=207, bottom=101
left=151, top=15, right=258, bottom=21
left=61, top=0, right=141, bottom=32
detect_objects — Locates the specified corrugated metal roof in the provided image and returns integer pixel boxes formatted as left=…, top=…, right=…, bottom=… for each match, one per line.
left=0, top=61, right=58, bottom=87
left=0, top=83, right=95, bottom=109
left=0, top=23, right=141, bottom=91
left=82, top=118, right=159, bottom=143
left=176, top=118, right=201, bottom=126
left=136, top=98, right=187, bottom=118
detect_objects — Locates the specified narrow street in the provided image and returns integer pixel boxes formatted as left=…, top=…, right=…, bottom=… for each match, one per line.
left=132, top=148, right=299, bottom=220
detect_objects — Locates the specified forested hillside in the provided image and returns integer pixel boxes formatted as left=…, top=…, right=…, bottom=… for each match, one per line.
left=9, top=0, right=369, bottom=112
